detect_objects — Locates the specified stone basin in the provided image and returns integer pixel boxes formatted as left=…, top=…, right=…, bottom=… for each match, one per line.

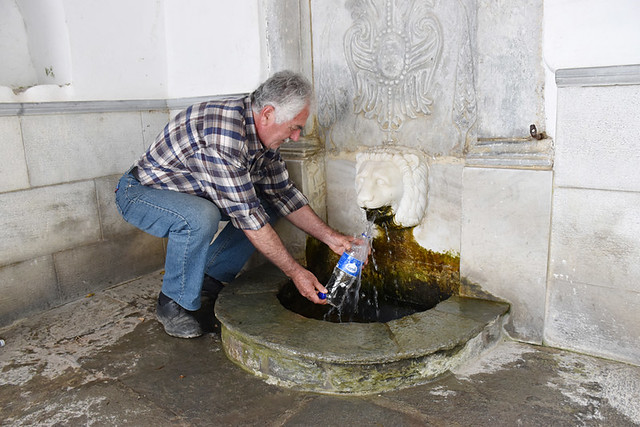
left=215, top=264, right=510, bottom=395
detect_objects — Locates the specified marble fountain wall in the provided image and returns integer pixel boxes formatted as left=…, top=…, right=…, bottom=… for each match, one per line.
left=308, top=0, right=551, bottom=346
left=273, top=0, right=638, bottom=366
left=215, top=0, right=536, bottom=394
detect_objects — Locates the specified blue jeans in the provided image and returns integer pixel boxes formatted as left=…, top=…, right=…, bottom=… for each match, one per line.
left=115, top=170, right=275, bottom=310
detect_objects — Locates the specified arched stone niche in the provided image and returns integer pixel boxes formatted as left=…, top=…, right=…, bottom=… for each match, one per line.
left=0, top=0, right=72, bottom=93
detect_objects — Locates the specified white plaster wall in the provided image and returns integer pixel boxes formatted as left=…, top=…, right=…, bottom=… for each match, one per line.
left=63, top=0, right=167, bottom=101
left=164, top=0, right=264, bottom=98
left=17, top=0, right=72, bottom=87
left=0, top=1, right=38, bottom=88
left=0, top=0, right=264, bottom=102
left=543, top=0, right=640, bottom=138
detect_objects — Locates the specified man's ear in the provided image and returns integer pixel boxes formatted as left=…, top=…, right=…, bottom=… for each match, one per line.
left=260, top=105, right=276, bottom=125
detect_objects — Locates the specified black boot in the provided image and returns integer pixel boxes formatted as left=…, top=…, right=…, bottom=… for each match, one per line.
left=156, top=292, right=203, bottom=338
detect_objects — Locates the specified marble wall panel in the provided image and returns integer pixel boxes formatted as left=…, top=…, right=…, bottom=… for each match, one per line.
left=414, top=160, right=463, bottom=254
left=0, top=116, right=29, bottom=193
left=549, top=188, right=640, bottom=295
left=0, top=255, right=58, bottom=326
left=461, top=167, right=552, bottom=343
left=545, top=280, right=640, bottom=366
left=325, top=157, right=368, bottom=236
left=260, top=0, right=313, bottom=78
left=555, top=84, right=640, bottom=192
left=0, top=181, right=100, bottom=266
left=311, top=0, right=477, bottom=155
left=21, top=111, right=145, bottom=187
left=301, top=155, right=327, bottom=219
left=476, top=0, right=545, bottom=139
left=283, top=152, right=326, bottom=219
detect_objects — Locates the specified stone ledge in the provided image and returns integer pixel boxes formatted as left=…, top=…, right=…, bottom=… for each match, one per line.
left=216, top=264, right=510, bottom=394
left=0, top=93, right=247, bottom=117
left=556, top=64, right=640, bottom=88
left=465, top=138, right=554, bottom=170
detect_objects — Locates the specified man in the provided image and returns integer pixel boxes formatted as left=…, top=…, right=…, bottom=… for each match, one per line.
left=115, top=71, right=353, bottom=338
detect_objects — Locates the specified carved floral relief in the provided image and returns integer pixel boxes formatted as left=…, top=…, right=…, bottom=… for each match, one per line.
left=344, top=0, right=443, bottom=136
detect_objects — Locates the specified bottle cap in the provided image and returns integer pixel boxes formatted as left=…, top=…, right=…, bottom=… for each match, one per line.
left=317, top=292, right=326, bottom=300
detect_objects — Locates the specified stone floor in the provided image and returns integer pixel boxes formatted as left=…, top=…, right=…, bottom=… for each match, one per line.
left=1, top=270, right=639, bottom=426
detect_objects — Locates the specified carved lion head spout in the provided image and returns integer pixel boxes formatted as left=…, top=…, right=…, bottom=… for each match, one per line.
left=355, top=146, right=429, bottom=228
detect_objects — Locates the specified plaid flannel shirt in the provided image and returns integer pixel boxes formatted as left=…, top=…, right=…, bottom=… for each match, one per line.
left=133, top=96, right=308, bottom=230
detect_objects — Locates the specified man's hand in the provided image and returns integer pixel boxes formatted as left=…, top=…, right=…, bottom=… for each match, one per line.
left=243, top=223, right=328, bottom=304
left=285, top=205, right=359, bottom=257
left=326, top=232, right=355, bottom=257
left=290, top=268, right=328, bottom=305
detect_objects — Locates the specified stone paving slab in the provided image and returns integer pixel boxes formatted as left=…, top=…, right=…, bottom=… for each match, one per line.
left=282, top=396, right=428, bottom=426
left=1, top=270, right=639, bottom=426
left=80, top=321, right=309, bottom=426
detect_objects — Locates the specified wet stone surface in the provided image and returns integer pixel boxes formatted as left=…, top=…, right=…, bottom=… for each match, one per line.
left=216, top=265, right=506, bottom=393
left=1, top=268, right=639, bottom=425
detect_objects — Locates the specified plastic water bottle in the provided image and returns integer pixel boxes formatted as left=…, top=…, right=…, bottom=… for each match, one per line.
left=319, top=233, right=370, bottom=307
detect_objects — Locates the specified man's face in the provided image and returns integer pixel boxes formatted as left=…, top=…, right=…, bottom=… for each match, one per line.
left=256, top=105, right=310, bottom=150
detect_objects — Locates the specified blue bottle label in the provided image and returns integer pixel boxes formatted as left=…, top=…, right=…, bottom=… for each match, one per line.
left=336, top=252, right=363, bottom=277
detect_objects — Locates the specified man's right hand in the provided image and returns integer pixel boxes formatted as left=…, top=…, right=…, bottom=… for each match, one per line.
left=243, top=224, right=328, bottom=305
left=289, top=268, right=328, bottom=305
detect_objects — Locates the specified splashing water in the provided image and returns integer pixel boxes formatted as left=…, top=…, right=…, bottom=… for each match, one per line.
left=290, top=205, right=459, bottom=323
left=321, top=217, right=382, bottom=323
left=322, top=220, right=372, bottom=322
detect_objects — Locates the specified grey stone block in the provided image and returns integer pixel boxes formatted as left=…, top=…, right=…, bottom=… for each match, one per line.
left=95, top=174, right=138, bottom=238
left=555, top=85, right=640, bottom=192
left=549, top=188, right=640, bottom=294
left=21, top=112, right=145, bottom=187
left=0, top=116, right=29, bottom=193
left=0, top=181, right=101, bottom=266
left=460, top=167, right=552, bottom=343
left=54, top=231, right=165, bottom=300
left=0, top=255, right=58, bottom=326
left=141, top=110, right=169, bottom=148
left=545, top=279, right=640, bottom=366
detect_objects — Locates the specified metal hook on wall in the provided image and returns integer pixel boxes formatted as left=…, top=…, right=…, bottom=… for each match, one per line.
left=529, top=124, right=545, bottom=140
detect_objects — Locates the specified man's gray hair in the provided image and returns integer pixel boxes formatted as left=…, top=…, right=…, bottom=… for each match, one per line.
left=251, top=70, right=313, bottom=123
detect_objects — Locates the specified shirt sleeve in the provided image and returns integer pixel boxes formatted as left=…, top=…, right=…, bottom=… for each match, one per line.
left=187, top=142, right=271, bottom=231
left=137, top=99, right=308, bottom=231
left=254, top=154, right=309, bottom=217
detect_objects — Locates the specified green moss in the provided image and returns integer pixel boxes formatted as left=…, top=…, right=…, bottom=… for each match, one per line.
left=306, top=209, right=461, bottom=310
